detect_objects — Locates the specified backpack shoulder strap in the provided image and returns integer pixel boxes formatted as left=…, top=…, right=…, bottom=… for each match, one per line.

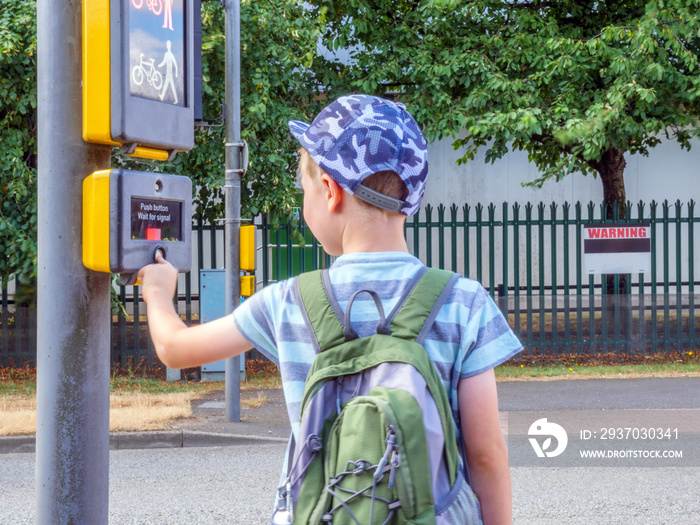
left=295, top=269, right=346, bottom=353
left=390, top=268, right=461, bottom=343
left=297, top=267, right=461, bottom=349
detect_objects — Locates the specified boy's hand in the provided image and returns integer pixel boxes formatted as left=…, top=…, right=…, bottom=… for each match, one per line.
left=138, top=254, right=253, bottom=369
left=137, top=255, right=178, bottom=304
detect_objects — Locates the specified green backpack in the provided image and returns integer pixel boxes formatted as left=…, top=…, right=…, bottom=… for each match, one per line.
left=271, top=267, right=482, bottom=525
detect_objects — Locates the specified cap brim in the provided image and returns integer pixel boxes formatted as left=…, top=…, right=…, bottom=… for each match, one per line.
left=288, top=120, right=310, bottom=142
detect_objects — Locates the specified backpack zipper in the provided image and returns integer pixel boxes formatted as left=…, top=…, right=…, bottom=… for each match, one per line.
left=388, top=446, right=400, bottom=489
left=369, top=399, right=412, bottom=511
left=373, top=425, right=396, bottom=484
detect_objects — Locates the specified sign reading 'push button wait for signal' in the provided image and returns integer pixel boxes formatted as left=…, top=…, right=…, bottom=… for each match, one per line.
left=583, top=223, right=652, bottom=275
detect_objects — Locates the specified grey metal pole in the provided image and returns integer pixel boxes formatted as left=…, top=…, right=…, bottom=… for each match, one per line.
left=224, top=0, right=242, bottom=422
left=36, top=1, right=112, bottom=523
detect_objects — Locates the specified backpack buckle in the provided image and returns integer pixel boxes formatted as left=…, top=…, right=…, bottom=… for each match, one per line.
left=270, top=483, right=293, bottom=525
left=270, top=508, right=292, bottom=525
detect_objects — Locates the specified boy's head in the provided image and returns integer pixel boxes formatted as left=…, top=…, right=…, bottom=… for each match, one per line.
left=289, top=95, right=428, bottom=216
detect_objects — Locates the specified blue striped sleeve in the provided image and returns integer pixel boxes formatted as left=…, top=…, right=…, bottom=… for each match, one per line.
left=458, top=282, right=523, bottom=378
left=233, top=278, right=316, bottom=432
left=233, top=282, right=285, bottom=364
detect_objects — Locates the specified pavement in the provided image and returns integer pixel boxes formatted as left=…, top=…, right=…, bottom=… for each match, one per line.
left=1, top=377, right=698, bottom=454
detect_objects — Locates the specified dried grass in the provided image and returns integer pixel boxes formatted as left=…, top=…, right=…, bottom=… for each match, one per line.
left=109, top=392, right=197, bottom=432
left=0, top=395, right=35, bottom=436
left=243, top=390, right=270, bottom=410
left=0, top=392, right=200, bottom=436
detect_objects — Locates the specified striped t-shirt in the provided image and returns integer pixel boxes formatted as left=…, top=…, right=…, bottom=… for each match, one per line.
left=233, top=252, right=522, bottom=437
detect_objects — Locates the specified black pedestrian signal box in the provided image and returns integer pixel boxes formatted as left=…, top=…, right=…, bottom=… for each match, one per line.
left=83, top=170, right=192, bottom=283
left=82, top=0, right=194, bottom=160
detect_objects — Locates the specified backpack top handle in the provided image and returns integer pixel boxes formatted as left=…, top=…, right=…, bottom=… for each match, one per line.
left=342, top=289, right=391, bottom=341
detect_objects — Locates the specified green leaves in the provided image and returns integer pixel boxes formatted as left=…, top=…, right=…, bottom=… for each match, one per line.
left=189, top=1, right=324, bottom=224
left=2, top=0, right=326, bottom=298
left=0, top=0, right=37, bottom=292
left=314, top=0, right=700, bottom=201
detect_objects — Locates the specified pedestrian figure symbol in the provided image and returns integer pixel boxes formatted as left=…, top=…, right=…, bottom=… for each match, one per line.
left=158, top=40, right=179, bottom=104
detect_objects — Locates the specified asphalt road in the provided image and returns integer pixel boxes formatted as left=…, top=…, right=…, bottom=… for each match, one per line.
left=1, top=444, right=285, bottom=525
left=498, top=377, right=700, bottom=411
left=2, top=378, right=698, bottom=523
left=2, top=445, right=699, bottom=524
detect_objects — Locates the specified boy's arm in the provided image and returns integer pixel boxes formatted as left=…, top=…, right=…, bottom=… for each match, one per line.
left=458, top=369, right=512, bottom=525
left=138, top=257, right=252, bottom=369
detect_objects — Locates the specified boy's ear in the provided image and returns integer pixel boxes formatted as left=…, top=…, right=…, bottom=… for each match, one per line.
left=321, top=173, right=344, bottom=212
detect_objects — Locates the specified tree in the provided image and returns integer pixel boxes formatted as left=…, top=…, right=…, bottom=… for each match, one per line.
left=0, top=0, right=37, bottom=299
left=313, top=0, right=700, bottom=219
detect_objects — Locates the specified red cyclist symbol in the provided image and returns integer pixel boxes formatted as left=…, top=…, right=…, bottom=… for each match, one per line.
left=131, top=0, right=164, bottom=16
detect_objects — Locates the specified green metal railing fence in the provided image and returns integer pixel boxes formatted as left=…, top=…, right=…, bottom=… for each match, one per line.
left=405, top=200, right=698, bottom=356
left=1, top=282, right=36, bottom=368
left=1, top=200, right=698, bottom=367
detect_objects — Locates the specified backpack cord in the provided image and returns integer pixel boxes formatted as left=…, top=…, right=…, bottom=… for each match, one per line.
left=323, top=472, right=397, bottom=525
left=275, top=433, right=323, bottom=519
left=287, top=434, right=323, bottom=488
left=322, top=428, right=400, bottom=524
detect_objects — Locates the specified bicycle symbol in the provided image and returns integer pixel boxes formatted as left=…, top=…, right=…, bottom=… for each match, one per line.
left=131, top=0, right=163, bottom=16
left=131, top=54, right=163, bottom=91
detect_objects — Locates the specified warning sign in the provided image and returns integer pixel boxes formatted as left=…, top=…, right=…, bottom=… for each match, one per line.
left=583, top=223, right=652, bottom=274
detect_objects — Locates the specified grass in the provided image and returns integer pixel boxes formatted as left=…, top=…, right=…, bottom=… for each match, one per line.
left=109, top=392, right=199, bottom=432
left=0, top=361, right=283, bottom=436
left=0, top=395, right=35, bottom=436
left=243, top=390, right=272, bottom=409
left=242, top=359, right=282, bottom=390
left=1, top=355, right=698, bottom=436
left=495, top=351, right=700, bottom=381
left=0, top=391, right=201, bottom=436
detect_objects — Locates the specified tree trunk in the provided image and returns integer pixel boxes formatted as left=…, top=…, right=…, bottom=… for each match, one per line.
left=591, top=148, right=632, bottom=351
left=591, top=147, right=629, bottom=293
left=594, top=148, right=627, bottom=220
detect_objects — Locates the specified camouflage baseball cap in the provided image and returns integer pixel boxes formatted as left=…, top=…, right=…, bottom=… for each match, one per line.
left=289, top=94, right=428, bottom=216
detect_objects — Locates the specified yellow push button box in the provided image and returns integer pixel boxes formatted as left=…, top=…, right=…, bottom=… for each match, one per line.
left=83, top=169, right=192, bottom=284
left=240, top=225, right=256, bottom=272
left=240, top=275, right=255, bottom=297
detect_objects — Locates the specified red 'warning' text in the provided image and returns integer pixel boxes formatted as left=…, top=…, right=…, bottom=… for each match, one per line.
left=587, top=227, right=648, bottom=239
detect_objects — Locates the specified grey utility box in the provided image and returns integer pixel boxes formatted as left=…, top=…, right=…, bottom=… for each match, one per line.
left=199, top=269, right=245, bottom=382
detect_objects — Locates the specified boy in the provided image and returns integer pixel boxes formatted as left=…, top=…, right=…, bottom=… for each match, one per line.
left=138, top=94, right=522, bottom=524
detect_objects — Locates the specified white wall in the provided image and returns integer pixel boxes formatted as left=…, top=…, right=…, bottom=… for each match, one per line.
left=423, top=136, right=700, bottom=209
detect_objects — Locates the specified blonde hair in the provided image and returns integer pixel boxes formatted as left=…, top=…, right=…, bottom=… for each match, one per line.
left=297, top=148, right=324, bottom=186
left=297, top=148, right=408, bottom=213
